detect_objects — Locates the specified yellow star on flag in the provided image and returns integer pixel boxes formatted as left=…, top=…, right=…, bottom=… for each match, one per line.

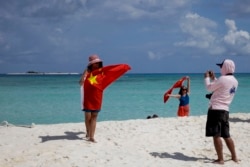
left=88, top=73, right=98, bottom=85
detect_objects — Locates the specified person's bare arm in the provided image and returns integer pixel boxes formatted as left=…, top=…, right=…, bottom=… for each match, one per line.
left=166, top=94, right=181, bottom=99
left=186, top=76, right=190, bottom=94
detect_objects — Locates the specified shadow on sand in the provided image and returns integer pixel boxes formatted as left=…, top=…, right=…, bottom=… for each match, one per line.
left=150, top=152, right=211, bottom=162
left=39, top=131, right=84, bottom=143
left=229, top=117, right=250, bottom=123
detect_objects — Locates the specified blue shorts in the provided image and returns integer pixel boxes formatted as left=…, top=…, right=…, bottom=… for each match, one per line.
left=82, top=109, right=100, bottom=113
left=205, top=109, right=230, bottom=138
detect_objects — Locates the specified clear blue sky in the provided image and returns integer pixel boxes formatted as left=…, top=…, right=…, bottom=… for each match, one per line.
left=0, top=0, right=250, bottom=73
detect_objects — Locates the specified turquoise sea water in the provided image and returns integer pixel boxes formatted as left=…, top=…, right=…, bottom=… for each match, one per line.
left=0, top=73, right=249, bottom=125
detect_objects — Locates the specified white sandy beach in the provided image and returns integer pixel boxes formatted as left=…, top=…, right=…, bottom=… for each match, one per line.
left=0, top=113, right=250, bottom=167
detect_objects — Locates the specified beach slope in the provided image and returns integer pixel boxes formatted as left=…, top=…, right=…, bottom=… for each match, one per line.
left=0, top=113, right=249, bottom=167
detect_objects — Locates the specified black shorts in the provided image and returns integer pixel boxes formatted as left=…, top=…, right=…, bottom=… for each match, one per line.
left=83, top=109, right=100, bottom=113
left=205, top=109, right=230, bottom=138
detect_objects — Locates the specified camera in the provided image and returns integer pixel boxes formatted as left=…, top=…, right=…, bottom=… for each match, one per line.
left=205, top=93, right=213, bottom=99
left=208, top=71, right=212, bottom=77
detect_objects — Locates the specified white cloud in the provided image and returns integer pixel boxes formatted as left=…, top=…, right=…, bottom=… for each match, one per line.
left=147, top=51, right=162, bottom=60
left=224, top=19, right=250, bottom=45
left=175, top=13, right=225, bottom=55
left=180, top=13, right=217, bottom=40
left=225, top=19, right=237, bottom=31
left=92, top=0, right=195, bottom=20
left=223, top=19, right=250, bottom=54
left=176, top=15, right=250, bottom=55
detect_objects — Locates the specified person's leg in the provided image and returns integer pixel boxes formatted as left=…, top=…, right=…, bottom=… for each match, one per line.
left=224, top=137, right=238, bottom=162
left=213, top=136, right=224, bottom=164
left=89, top=112, right=98, bottom=142
left=220, top=111, right=238, bottom=162
left=85, top=112, right=91, bottom=138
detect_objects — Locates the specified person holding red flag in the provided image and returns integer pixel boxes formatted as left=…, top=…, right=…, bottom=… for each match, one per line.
left=165, top=76, right=190, bottom=117
left=81, top=54, right=131, bottom=142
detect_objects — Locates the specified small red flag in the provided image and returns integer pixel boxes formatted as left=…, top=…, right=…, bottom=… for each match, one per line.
left=163, top=76, right=187, bottom=103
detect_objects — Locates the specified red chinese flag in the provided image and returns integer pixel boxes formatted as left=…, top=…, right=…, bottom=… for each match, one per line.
left=163, top=89, right=174, bottom=103
left=83, top=64, right=131, bottom=110
left=163, top=76, right=187, bottom=103
left=101, top=64, right=131, bottom=89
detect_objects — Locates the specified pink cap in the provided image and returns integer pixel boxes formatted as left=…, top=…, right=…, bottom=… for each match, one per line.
left=88, top=54, right=102, bottom=66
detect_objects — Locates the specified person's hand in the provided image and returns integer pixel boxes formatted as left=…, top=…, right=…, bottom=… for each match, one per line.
left=204, top=70, right=215, bottom=80
left=209, top=70, right=215, bottom=80
left=204, top=71, right=210, bottom=78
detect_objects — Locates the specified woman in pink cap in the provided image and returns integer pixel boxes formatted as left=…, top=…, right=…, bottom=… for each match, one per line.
left=80, top=54, right=131, bottom=142
left=80, top=54, right=103, bottom=142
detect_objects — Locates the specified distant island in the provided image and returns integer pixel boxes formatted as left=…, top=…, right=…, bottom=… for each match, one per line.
left=27, top=71, right=40, bottom=74
left=7, top=71, right=80, bottom=75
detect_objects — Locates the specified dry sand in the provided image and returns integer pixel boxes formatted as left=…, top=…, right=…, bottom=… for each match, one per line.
left=0, top=113, right=250, bottom=167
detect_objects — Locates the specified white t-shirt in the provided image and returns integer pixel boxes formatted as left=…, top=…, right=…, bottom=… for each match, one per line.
left=204, top=75, right=238, bottom=111
left=80, top=85, right=84, bottom=110
left=80, top=71, right=88, bottom=110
